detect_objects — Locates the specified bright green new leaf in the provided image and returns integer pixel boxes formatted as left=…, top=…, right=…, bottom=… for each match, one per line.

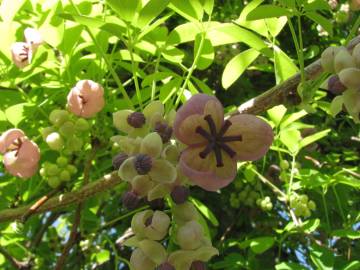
left=267, top=105, right=287, bottom=126
left=275, top=262, right=307, bottom=270
left=39, top=1, right=64, bottom=47
left=310, top=244, right=334, bottom=270
left=274, top=45, right=298, bottom=84
left=190, top=197, right=219, bottom=226
left=222, top=49, right=260, bottom=89
left=280, top=129, right=301, bottom=154
left=106, top=0, right=141, bottom=22
left=0, top=0, right=24, bottom=22
left=95, top=250, right=110, bottom=264
left=299, top=129, right=330, bottom=149
left=136, top=0, right=170, bottom=28
left=342, top=261, right=360, bottom=270
left=194, top=34, right=214, bottom=70
left=247, top=5, right=292, bottom=20
left=200, top=0, right=214, bottom=15
left=169, top=0, right=203, bottom=22
left=5, top=103, right=33, bottom=127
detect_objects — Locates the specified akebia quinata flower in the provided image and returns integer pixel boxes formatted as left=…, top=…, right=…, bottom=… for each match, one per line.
left=0, top=129, right=40, bottom=178
left=174, top=94, right=273, bottom=191
left=67, top=80, right=105, bottom=118
left=11, top=28, right=43, bottom=69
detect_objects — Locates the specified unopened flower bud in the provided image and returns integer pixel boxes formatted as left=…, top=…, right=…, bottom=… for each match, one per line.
left=353, top=43, right=360, bottom=66
left=49, top=110, right=69, bottom=127
left=154, top=122, right=173, bottom=143
left=11, top=42, right=29, bottom=68
left=338, top=68, right=360, bottom=90
left=112, top=153, right=129, bottom=169
left=334, top=49, right=356, bottom=73
left=127, top=112, right=146, bottom=128
left=173, top=202, right=198, bottom=223
left=328, top=75, right=347, bottom=95
left=177, top=220, right=203, bottom=250
left=130, top=248, right=156, bottom=270
left=122, top=191, right=141, bottom=210
left=134, top=154, right=152, bottom=175
left=75, top=118, right=90, bottom=132
left=46, top=132, right=64, bottom=151
left=171, top=186, right=189, bottom=204
left=158, top=262, right=175, bottom=270
left=191, top=261, right=207, bottom=270
left=321, top=46, right=341, bottom=73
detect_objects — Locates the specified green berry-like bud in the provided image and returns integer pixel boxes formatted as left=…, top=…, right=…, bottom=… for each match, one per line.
left=173, top=202, right=198, bottom=223
left=66, top=136, right=83, bottom=152
left=56, top=156, right=68, bottom=167
left=48, top=176, right=61, bottom=188
left=75, top=118, right=90, bottom=132
left=308, top=200, right=316, bottom=211
left=41, top=127, right=55, bottom=140
left=239, top=190, right=247, bottom=201
left=47, top=164, right=60, bottom=176
left=334, top=49, right=356, bottom=73
left=46, top=132, right=64, bottom=151
left=299, top=195, right=308, bottom=204
left=280, top=160, right=290, bottom=170
left=60, top=170, right=71, bottom=181
left=59, top=121, right=75, bottom=137
left=303, top=208, right=311, bottom=218
left=66, top=165, right=78, bottom=175
left=39, top=168, right=46, bottom=177
left=49, top=109, right=69, bottom=127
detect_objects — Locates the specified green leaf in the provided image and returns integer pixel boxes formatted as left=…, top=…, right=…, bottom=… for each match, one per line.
left=239, top=237, right=275, bottom=254
left=169, top=0, right=203, bottom=22
left=299, top=129, right=330, bottom=149
left=200, top=0, right=214, bottom=15
left=106, top=0, right=141, bottom=22
left=281, top=110, right=307, bottom=128
left=267, top=105, right=287, bottom=126
left=301, top=218, right=320, bottom=233
left=39, top=1, right=64, bottom=47
left=306, top=12, right=333, bottom=36
left=136, top=0, right=170, bottom=28
left=342, top=261, right=360, bottom=270
left=304, top=0, right=330, bottom=11
left=95, top=250, right=110, bottom=264
left=274, top=45, right=298, bottom=84
left=310, top=244, right=334, bottom=270
left=0, top=0, right=24, bottom=22
left=247, top=5, right=292, bottom=20
left=190, top=197, right=219, bottom=226
left=332, top=229, right=360, bottom=239
left=222, top=49, right=260, bottom=89
left=275, top=262, right=307, bottom=270
left=194, top=34, right=214, bottom=70
left=280, top=129, right=301, bottom=154
left=142, top=72, right=177, bottom=87
left=5, top=103, right=33, bottom=127
left=162, top=46, right=185, bottom=63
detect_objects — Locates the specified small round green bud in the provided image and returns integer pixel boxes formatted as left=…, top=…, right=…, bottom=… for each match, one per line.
left=59, top=121, right=75, bottom=137
left=280, top=160, right=290, bottom=170
left=49, top=109, right=69, bottom=127
left=47, top=164, right=60, bottom=176
left=238, top=190, right=247, bottom=201
left=299, top=195, right=308, bottom=204
left=46, top=132, right=64, bottom=151
left=75, top=118, right=90, bottom=132
left=48, top=176, right=61, bottom=188
left=39, top=168, right=46, bottom=177
left=66, top=165, right=78, bottom=175
left=60, top=170, right=71, bottom=181
left=56, top=156, right=68, bottom=167
left=66, top=136, right=83, bottom=151
left=40, top=127, right=55, bottom=141
left=308, top=200, right=316, bottom=211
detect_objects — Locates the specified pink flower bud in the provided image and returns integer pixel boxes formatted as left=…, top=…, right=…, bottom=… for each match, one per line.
left=11, top=42, right=30, bottom=68
left=0, top=129, right=40, bottom=179
left=67, top=80, right=105, bottom=118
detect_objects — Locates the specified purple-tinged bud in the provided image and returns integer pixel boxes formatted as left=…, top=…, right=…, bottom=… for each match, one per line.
left=122, top=191, right=141, bottom=210
left=328, top=75, right=347, bottom=95
left=191, top=261, right=207, bottom=270
left=154, top=122, right=173, bottom=143
left=147, top=198, right=165, bottom=210
left=127, top=112, right=146, bottom=128
left=134, top=154, right=152, bottom=175
left=112, top=153, right=129, bottom=169
left=171, top=186, right=189, bottom=204
left=157, top=262, right=175, bottom=270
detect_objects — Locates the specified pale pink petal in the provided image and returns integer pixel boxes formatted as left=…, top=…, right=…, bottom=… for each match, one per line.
left=24, top=28, right=43, bottom=48
left=0, top=129, right=25, bottom=154
left=179, top=146, right=237, bottom=191
left=174, top=94, right=224, bottom=145
left=226, top=114, right=273, bottom=161
left=11, top=42, right=29, bottom=68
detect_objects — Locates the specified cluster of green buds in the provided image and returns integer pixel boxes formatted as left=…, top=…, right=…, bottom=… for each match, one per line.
left=256, top=196, right=273, bottom=211
left=41, top=109, right=90, bottom=154
left=111, top=101, right=190, bottom=209
left=229, top=165, right=262, bottom=208
left=40, top=156, right=77, bottom=188
left=289, top=194, right=316, bottom=218
left=126, top=202, right=218, bottom=270
left=321, top=43, right=360, bottom=123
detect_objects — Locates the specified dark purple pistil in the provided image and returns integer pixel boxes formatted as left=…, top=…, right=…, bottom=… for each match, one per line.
left=195, top=115, right=242, bottom=167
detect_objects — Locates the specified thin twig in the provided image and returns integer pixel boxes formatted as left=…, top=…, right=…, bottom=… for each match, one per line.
left=54, top=142, right=99, bottom=270
left=21, top=184, right=64, bottom=223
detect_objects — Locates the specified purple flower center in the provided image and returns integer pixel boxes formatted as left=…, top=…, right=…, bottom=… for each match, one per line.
left=195, top=115, right=242, bottom=167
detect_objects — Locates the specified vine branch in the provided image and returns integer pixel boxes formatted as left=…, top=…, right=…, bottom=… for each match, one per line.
left=231, top=35, right=360, bottom=115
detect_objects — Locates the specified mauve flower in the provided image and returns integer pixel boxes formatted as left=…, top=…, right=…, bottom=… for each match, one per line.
left=0, top=129, right=40, bottom=178
left=67, top=80, right=105, bottom=118
left=174, top=94, right=273, bottom=191
left=11, top=42, right=30, bottom=68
